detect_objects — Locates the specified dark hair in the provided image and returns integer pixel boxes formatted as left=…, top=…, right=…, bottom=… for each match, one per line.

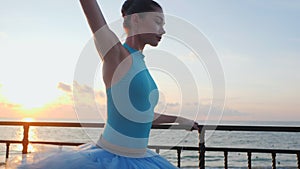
left=121, top=0, right=162, bottom=17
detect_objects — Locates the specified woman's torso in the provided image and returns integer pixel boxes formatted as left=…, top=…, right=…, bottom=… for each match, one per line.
left=97, top=43, right=159, bottom=158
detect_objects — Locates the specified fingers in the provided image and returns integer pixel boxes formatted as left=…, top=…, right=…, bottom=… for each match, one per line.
left=193, top=123, right=199, bottom=130
left=189, top=122, right=199, bottom=131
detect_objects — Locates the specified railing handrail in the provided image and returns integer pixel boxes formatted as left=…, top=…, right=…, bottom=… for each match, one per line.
left=1, top=121, right=300, bottom=132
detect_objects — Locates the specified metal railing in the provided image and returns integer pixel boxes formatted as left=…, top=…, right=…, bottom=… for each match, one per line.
left=0, top=121, right=300, bottom=169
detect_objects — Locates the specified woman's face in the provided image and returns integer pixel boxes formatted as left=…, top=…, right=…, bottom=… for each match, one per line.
left=133, top=9, right=166, bottom=46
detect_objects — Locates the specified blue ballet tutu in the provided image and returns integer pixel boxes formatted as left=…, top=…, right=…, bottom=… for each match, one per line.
left=12, top=143, right=178, bottom=169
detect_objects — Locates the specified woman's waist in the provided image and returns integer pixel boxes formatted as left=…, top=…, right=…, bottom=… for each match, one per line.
left=98, top=123, right=151, bottom=158
left=97, top=135, right=150, bottom=158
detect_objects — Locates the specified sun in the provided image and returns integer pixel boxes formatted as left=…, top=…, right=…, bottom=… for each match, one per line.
left=22, top=117, right=35, bottom=122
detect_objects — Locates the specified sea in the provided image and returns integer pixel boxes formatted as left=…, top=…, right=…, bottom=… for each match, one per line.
left=0, top=120, right=299, bottom=169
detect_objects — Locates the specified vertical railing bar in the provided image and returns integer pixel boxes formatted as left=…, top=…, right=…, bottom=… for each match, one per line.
left=155, top=148, right=160, bottom=154
left=22, top=123, right=29, bottom=154
left=199, top=128, right=205, bottom=169
left=272, top=152, right=276, bottom=169
left=297, top=152, right=300, bottom=169
left=6, top=142, right=10, bottom=159
left=177, top=148, right=181, bottom=168
left=224, top=151, right=228, bottom=169
left=247, top=151, right=251, bottom=169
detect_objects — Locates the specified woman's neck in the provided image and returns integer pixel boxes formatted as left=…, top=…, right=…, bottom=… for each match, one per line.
left=125, top=36, right=145, bottom=52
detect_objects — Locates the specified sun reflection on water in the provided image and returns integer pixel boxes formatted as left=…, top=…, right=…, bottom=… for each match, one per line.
left=15, top=119, right=39, bottom=153
left=16, top=144, right=35, bottom=153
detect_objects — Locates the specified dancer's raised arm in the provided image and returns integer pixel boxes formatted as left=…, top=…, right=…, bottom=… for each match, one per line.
left=80, top=0, right=122, bottom=61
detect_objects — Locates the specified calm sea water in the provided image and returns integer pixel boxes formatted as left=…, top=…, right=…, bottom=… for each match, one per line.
left=0, top=120, right=299, bottom=168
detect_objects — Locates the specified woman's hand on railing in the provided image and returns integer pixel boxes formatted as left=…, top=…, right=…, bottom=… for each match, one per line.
left=153, top=113, right=199, bottom=131
left=190, top=121, right=200, bottom=131
left=176, top=117, right=199, bottom=131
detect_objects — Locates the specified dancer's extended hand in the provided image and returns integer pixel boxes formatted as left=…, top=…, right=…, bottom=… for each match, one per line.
left=177, top=117, right=199, bottom=131
left=189, top=121, right=199, bottom=131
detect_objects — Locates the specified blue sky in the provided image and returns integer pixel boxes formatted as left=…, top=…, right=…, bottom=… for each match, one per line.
left=0, top=0, right=299, bottom=122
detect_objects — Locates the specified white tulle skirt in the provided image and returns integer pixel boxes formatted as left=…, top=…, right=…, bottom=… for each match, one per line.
left=7, top=143, right=178, bottom=169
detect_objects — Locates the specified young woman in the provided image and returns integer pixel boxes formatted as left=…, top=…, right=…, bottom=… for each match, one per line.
left=16, top=0, right=199, bottom=168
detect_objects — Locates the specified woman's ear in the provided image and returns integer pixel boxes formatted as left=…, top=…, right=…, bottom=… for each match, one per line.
left=130, top=13, right=140, bottom=33
left=123, top=15, right=131, bottom=31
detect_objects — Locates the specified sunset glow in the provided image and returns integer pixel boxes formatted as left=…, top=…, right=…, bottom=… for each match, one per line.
left=1, top=84, right=60, bottom=109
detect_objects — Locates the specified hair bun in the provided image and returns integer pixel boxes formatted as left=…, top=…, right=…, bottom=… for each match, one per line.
left=121, top=0, right=135, bottom=17
left=121, top=0, right=161, bottom=17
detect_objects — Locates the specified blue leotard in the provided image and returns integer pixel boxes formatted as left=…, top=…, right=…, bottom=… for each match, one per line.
left=98, top=43, right=159, bottom=157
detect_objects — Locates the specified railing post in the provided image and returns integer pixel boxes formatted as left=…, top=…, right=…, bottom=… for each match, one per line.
left=297, top=153, right=300, bottom=169
left=198, top=128, right=205, bottom=169
left=272, top=152, right=276, bottom=169
left=6, top=142, right=10, bottom=158
left=224, top=151, right=228, bottom=169
left=22, top=123, right=29, bottom=154
left=247, top=151, right=252, bottom=169
left=177, top=148, right=181, bottom=168
left=155, top=148, right=160, bottom=154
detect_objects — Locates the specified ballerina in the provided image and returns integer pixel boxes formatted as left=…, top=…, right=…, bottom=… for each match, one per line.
left=15, top=0, right=199, bottom=168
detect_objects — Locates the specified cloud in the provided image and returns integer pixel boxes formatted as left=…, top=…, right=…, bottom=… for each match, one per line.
left=71, top=81, right=107, bottom=121
left=57, top=82, right=71, bottom=93
left=0, top=85, right=24, bottom=119
left=0, top=102, right=22, bottom=110
left=0, top=102, right=23, bottom=119
left=73, top=81, right=93, bottom=94
left=167, top=102, right=180, bottom=107
left=73, top=81, right=105, bottom=99
left=0, top=80, right=247, bottom=122
left=57, top=82, right=106, bottom=114
left=0, top=81, right=107, bottom=121
left=57, top=81, right=105, bottom=99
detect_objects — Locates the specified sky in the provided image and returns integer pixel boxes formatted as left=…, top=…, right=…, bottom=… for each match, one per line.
left=0, top=0, right=299, bottom=123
